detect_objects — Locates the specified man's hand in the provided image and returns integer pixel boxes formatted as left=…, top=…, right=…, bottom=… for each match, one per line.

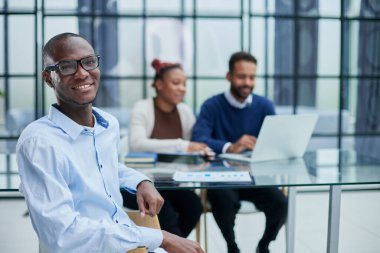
left=161, top=230, right=204, bottom=253
left=136, top=181, right=164, bottom=217
left=227, top=134, right=257, bottom=153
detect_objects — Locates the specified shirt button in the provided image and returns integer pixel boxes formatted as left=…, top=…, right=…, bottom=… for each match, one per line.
left=100, top=164, right=103, bottom=168
left=116, top=220, right=119, bottom=223
left=108, top=194, right=111, bottom=198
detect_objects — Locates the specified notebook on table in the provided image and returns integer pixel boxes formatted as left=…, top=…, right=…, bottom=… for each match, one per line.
left=219, top=114, right=318, bottom=163
left=124, top=152, right=157, bottom=168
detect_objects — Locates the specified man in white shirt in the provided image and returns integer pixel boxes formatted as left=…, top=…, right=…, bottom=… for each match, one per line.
left=16, top=32, right=203, bottom=253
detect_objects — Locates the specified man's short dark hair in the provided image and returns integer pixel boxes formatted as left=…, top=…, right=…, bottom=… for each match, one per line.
left=43, top=32, right=86, bottom=67
left=228, top=51, right=257, bottom=72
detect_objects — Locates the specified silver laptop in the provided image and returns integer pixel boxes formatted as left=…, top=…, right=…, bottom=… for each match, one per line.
left=219, top=114, right=318, bottom=163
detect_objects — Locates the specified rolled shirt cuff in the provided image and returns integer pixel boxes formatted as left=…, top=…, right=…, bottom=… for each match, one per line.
left=222, top=142, right=232, bottom=153
left=137, top=226, right=163, bottom=252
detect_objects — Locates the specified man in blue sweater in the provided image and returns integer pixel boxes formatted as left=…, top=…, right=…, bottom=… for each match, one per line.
left=192, top=52, right=288, bottom=253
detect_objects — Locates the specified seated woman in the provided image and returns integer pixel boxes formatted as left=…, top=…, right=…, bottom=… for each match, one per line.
left=122, top=59, right=212, bottom=238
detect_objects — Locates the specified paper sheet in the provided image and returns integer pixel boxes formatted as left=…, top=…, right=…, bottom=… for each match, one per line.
left=172, top=171, right=252, bottom=182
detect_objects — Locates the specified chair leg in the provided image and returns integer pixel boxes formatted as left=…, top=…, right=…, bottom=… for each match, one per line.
left=203, top=210, right=208, bottom=253
left=195, top=220, right=201, bottom=243
left=200, top=189, right=209, bottom=253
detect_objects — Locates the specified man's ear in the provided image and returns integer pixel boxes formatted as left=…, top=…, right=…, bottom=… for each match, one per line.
left=226, top=71, right=232, bottom=82
left=43, top=70, right=54, bottom=88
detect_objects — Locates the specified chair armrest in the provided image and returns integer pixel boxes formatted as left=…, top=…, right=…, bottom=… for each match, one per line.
left=127, top=211, right=161, bottom=229
left=127, top=247, right=148, bottom=253
left=126, top=211, right=161, bottom=253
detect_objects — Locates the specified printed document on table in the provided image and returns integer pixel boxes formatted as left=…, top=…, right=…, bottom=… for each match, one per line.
left=172, top=171, right=252, bottom=182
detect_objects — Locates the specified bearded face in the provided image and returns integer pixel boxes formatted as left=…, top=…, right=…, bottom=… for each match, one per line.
left=227, top=60, right=257, bottom=102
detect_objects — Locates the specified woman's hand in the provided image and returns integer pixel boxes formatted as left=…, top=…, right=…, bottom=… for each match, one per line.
left=187, top=142, right=215, bottom=160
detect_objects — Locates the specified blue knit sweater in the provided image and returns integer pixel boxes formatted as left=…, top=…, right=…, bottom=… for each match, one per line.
left=191, top=93, right=275, bottom=154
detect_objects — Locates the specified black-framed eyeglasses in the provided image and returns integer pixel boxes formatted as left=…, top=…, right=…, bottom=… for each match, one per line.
left=44, top=55, right=100, bottom=76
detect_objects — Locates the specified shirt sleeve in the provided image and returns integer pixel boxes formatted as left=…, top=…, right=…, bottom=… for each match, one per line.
left=17, top=137, right=162, bottom=253
left=118, top=162, right=152, bottom=193
left=191, top=102, right=227, bottom=154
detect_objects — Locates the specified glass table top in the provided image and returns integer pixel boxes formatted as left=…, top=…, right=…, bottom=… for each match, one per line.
left=1, top=149, right=380, bottom=191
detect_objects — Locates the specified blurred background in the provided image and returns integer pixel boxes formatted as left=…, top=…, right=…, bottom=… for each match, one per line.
left=0, top=1, right=379, bottom=252
left=0, top=0, right=379, bottom=157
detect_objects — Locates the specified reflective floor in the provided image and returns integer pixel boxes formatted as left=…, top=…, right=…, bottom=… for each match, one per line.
left=1, top=188, right=379, bottom=253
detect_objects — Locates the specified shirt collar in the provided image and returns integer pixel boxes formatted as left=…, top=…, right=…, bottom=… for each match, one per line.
left=224, top=90, right=253, bottom=109
left=48, top=104, right=109, bottom=140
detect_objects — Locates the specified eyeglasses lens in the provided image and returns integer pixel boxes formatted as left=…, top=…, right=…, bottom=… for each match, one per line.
left=59, top=61, right=77, bottom=75
left=81, top=56, right=99, bottom=70
left=58, top=55, right=99, bottom=76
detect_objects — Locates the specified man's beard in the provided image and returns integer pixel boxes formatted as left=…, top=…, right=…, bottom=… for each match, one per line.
left=230, top=85, right=253, bottom=100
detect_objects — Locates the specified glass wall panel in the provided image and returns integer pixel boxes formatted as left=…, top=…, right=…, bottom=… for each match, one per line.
left=195, top=79, right=229, bottom=112
left=0, top=78, right=4, bottom=129
left=9, top=78, right=35, bottom=111
left=315, top=78, right=340, bottom=111
left=44, top=17, right=79, bottom=43
left=0, top=139, right=18, bottom=153
left=350, top=78, right=380, bottom=135
left=44, top=82, right=55, bottom=112
left=318, top=0, right=340, bottom=17
left=308, top=136, right=338, bottom=150
left=253, top=0, right=294, bottom=15
left=317, top=19, right=341, bottom=76
left=119, top=80, right=144, bottom=109
left=9, top=15, right=35, bottom=74
left=0, top=152, right=5, bottom=172
left=343, top=20, right=358, bottom=76
left=196, top=19, right=241, bottom=76
left=44, top=0, right=80, bottom=13
left=118, top=18, right=143, bottom=76
left=145, top=18, right=193, bottom=77
left=250, top=17, right=270, bottom=76
left=298, top=19, right=319, bottom=76
left=5, top=78, right=35, bottom=136
left=270, top=18, right=294, bottom=76
left=197, top=0, right=241, bottom=16
left=272, top=78, right=294, bottom=108
left=145, top=78, right=155, bottom=99
left=147, top=0, right=181, bottom=15
left=0, top=17, right=3, bottom=74
left=352, top=136, right=380, bottom=159
left=342, top=136, right=355, bottom=151
left=117, top=0, right=143, bottom=14
left=0, top=173, right=20, bottom=190
left=315, top=78, right=346, bottom=134
left=344, top=20, right=380, bottom=76
left=250, top=0, right=268, bottom=14
left=345, top=78, right=358, bottom=134
left=8, top=0, right=34, bottom=10
left=297, top=0, right=319, bottom=16
left=254, top=77, right=267, bottom=97
left=357, top=21, right=380, bottom=76
left=183, top=79, right=194, bottom=111
left=345, top=0, right=380, bottom=18
left=183, top=0, right=193, bottom=16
